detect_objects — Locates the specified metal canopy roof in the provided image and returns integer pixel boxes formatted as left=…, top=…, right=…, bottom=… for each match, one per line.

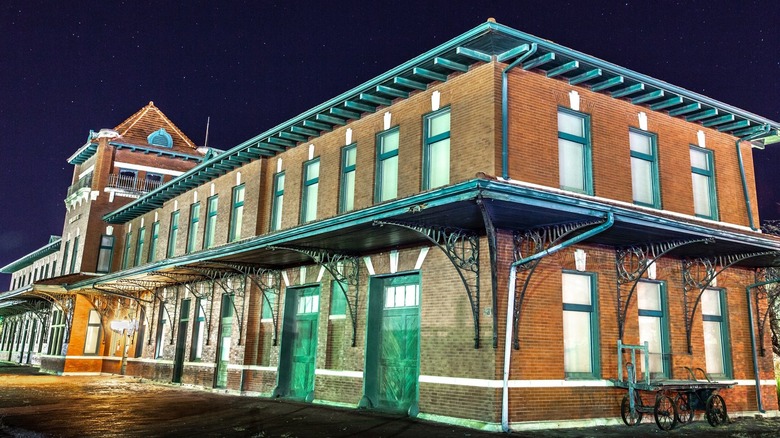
left=102, top=20, right=780, bottom=225
left=74, top=178, right=780, bottom=293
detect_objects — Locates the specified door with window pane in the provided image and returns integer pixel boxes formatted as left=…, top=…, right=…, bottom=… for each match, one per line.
left=277, top=286, right=320, bottom=401
left=172, top=299, right=191, bottom=383
left=215, top=295, right=233, bottom=388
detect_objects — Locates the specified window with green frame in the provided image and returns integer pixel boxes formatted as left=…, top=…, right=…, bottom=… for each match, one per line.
left=301, top=158, right=320, bottom=223
left=61, top=240, right=70, bottom=276
left=83, top=309, right=101, bottom=355
left=690, top=147, right=718, bottom=220
left=190, top=298, right=206, bottom=360
left=270, top=172, right=285, bottom=231
left=558, top=108, right=592, bottom=194
left=629, top=129, right=661, bottom=208
left=69, top=235, right=79, bottom=273
left=701, top=288, right=732, bottom=378
left=167, top=211, right=180, bottom=258
left=375, top=128, right=399, bottom=202
left=154, top=298, right=167, bottom=359
left=423, top=108, right=450, bottom=190
left=330, top=280, right=347, bottom=317
left=637, top=280, right=670, bottom=378
left=186, top=202, right=201, bottom=253
left=229, top=184, right=245, bottom=242
left=134, top=226, right=146, bottom=266
left=47, top=308, right=65, bottom=355
left=96, top=235, right=114, bottom=273
left=122, top=232, right=132, bottom=269
left=148, top=221, right=160, bottom=262
left=562, top=271, right=600, bottom=379
left=204, top=195, right=218, bottom=249
left=261, top=291, right=276, bottom=321
left=339, top=144, right=357, bottom=213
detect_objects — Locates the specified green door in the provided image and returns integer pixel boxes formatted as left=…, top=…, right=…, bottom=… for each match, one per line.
left=172, top=299, right=191, bottom=383
left=215, top=294, right=233, bottom=389
left=364, top=274, right=420, bottom=415
left=276, top=286, right=320, bottom=401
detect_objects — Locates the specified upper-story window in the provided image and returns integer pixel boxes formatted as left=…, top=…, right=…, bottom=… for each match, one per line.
left=637, top=281, right=670, bottom=378
left=562, top=271, right=600, bottom=379
left=145, top=173, right=164, bottom=191
left=702, top=288, right=731, bottom=378
left=270, top=172, right=285, bottom=232
left=340, top=144, right=357, bottom=213
left=135, top=227, right=146, bottom=266
left=70, top=236, right=79, bottom=274
left=629, top=129, right=660, bottom=208
left=167, top=211, right=180, bottom=258
left=376, top=128, right=399, bottom=202
left=204, top=196, right=219, bottom=249
left=149, top=221, right=160, bottom=262
left=61, top=241, right=70, bottom=276
left=558, top=108, right=592, bottom=195
left=187, top=202, right=201, bottom=253
left=96, top=235, right=115, bottom=273
left=147, top=128, right=173, bottom=148
left=301, top=158, right=320, bottom=223
left=690, top=147, right=718, bottom=220
left=122, top=232, right=132, bottom=270
left=423, top=108, right=451, bottom=190
left=229, top=185, right=245, bottom=242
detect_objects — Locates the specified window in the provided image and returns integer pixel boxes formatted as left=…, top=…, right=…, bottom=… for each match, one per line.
left=270, top=172, right=285, bottom=231
left=702, top=288, right=731, bottom=378
left=34, top=267, right=39, bottom=281
left=187, top=202, right=201, bottom=253
left=51, top=260, right=57, bottom=277
left=637, top=281, right=670, bottom=378
left=61, top=241, right=70, bottom=276
left=145, top=172, right=163, bottom=191
left=148, top=221, right=160, bottom=262
left=261, top=292, right=276, bottom=321
left=558, top=108, right=592, bottom=194
left=297, top=289, right=320, bottom=315
left=562, top=271, right=599, bottom=378
left=168, top=211, right=180, bottom=258
left=155, top=299, right=168, bottom=358
left=629, top=129, right=660, bottom=208
left=122, top=232, right=132, bottom=270
left=376, top=128, right=399, bottom=202
left=96, top=235, right=115, bottom=273
left=134, top=227, right=146, bottom=266
left=229, top=185, right=245, bottom=242
left=204, top=195, right=218, bottom=249
left=301, top=158, right=320, bottom=223
left=423, top=108, right=451, bottom=190
left=83, top=309, right=101, bottom=355
left=43, top=264, right=49, bottom=279
left=69, top=236, right=79, bottom=273
left=47, top=309, right=65, bottom=355
left=339, top=145, right=357, bottom=213
left=384, top=283, right=419, bottom=308
left=190, top=297, right=206, bottom=361
left=690, top=147, right=718, bottom=220
left=330, top=280, right=347, bottom=317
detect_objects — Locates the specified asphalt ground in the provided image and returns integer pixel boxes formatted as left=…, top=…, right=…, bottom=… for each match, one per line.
left=1, top=362, right=779, bottom=437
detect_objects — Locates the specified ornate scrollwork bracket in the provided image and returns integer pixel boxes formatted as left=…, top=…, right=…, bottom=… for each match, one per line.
left=751, top=267, right=780, bottom=356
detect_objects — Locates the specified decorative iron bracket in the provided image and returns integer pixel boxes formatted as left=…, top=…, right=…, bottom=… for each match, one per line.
left=270, top=246, right=361, bottom=346
left=682, top=251, right=780, bottom=353
left=752, top=267, right=780, bottom=356
left=185, top=264, right=248, bottom=345
left=512, top=219, right=605, bottom=350
left=616, top=238, right=712, bottom=340
left=372, top=219, right=481, bottom=348
left=476, top=197, right=499, bottom=348
left=37, top=292, right=75, bottom=344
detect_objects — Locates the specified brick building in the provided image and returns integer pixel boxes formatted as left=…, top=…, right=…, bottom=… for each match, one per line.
left=2, top=20, right=780, bottom=431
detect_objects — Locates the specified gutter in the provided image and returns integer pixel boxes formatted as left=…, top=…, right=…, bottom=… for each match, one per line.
left=744, top=277, right=776, bottom=413
left=735, top=124, right=771, bottom=231
left=501, top=212, right=614, bottom=432
left=501, top=44, right=537, bottom=179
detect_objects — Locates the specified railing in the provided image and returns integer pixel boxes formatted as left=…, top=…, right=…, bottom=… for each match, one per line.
left=66, top=174, right=93, bottom=198
left=107, top=174, right=164, bottom=194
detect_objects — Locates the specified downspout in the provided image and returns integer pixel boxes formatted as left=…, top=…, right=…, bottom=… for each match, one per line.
left=501, top=212, right=614, bottom=432
left=735, top=124, right=770, bottom=231
left=501, top=44, right=537, bottom=179
left=744, top=278, right=774, bottom=413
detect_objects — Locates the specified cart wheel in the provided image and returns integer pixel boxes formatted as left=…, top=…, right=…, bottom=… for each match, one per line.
left=674, top=392, right=693, bottom=424
left=705, top=394, right=728, bottom=427
left=654, top=395, right=678, bottom=431
left=621, top=393, right=643, bottom=426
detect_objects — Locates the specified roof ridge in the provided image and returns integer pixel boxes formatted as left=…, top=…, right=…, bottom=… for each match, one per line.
left=114, top=101, right=197, bottom=149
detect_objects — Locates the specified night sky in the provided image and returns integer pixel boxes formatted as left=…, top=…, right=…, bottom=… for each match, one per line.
left=1, top=1, right=778, bottom=275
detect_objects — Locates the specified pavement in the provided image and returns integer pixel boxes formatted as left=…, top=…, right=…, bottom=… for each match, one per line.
left=1, top=361, right=779, bottom=437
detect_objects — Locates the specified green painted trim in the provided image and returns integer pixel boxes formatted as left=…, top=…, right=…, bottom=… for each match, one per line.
left=204, top=195, right=219, bottom=249
left=686, top=108, right=719, bottom=122
left=690, top=146, right=719, bottom=221
left=228, top=185, right=245, bottom=243
left=315, top=113, right=347, bottom=126
left=343, top=100, right=377, bottom=114
left=149, top=221, right=160, bottom=263
left=522, top=52, right=556, bottom=70
left=718, top=120, right=750, bottom=132
left=546, top=60, right=578, bottom=78
left=0, top=238, right=61, bottom=273
left=589, top=76, right=624, bottom=92
left=497, top=43, right=531, bottom=62
left=557, top=106, right=593, bottom=195
left=167, top=211, right=180, bottom=258
left=668, top=102, right=701, bottom=116
left=375, top=127, right=400, bottom=203
left=329, top=107, right=361, bottom=120
left=300, top=158, right=320, bottom=224
left=702, top=114, right=736, bottom=128
left=376, top=85, right=408, bottom=99
left=412, top=67, right=447, bottom=82
left=650, top=96, right=683, bottom=111
left=121, top=232, right=132, bottom=270
left=636, top=280, right=671, bottom=378
left=456, top=46, right=491, bottom=62
left=339, top=144, right=357, bottom=214
left=433, top=57, right=468, bottom=72
left=631, top=89, right=664, bottom=105
left=134, top=227, right=146, bottom=267
left=561, top=270, right=600, bottom=379
left=422, top=107, right=451, bottom=191
left=629, top=128, right=661, bottom=209
left=186, top=202, right=201, bottom=254
left=393, top=76, right=427, bottom=91
left=270, top=172, right=285, bottom=232
left=568, top=68, right=601, bottom=85
left=611, top=83, right=645, bottom=98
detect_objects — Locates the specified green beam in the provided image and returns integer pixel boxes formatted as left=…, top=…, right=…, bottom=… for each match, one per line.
left=412, top=67, right=448, bottom=82
left=702, top=114, right=735, bottom=127
left=668, top=102, right=701, bottom=116
left=329, top=107, right=361, bottom=119
left=734, top=125, right=766, bottom=137
left=611, top=83, right=645, bottom=98
left=246, top=146, right=273, bottom=157
left=456, top=46, right=491, bottom=62
left=316, top=113, right=347, bottom=126
left=546, top=61, right=579, bottom=78
left=686, top=108, right=719, bottom=122
left=496, top=44, right=531, bottom=62
left=267, top=137, right=295, bottom=147
left=393, top=76, right=427, bottom=90
left=649, top=96, right=683, bottom=111
left=359, top=93, right=392, bottom=106
left=279, top=131, right=308, bottom=142
left=568, top=68, right=602, bottom=85
left=631, top=89, right=664, bottom=104
left=433, top=57, right=469, bottom=72
left=590, top=76, right=624, bottom=92
left=376, top=85, right=409, bottom=98
left=290, top=126, right=319, bottom=137
left=523, top=52, right=556, bottom=70
left=344, top=100, right=378, bottom=113
left=260, top=141, right=287, bottom=152
left=718, top=120, right=750, bottom=132
left=302, top=120, right=332, bottom=132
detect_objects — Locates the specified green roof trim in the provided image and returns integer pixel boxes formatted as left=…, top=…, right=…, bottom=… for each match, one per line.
left=0, top=238, right=61, bottom=273
left=101, top=20, right=780, bottom=225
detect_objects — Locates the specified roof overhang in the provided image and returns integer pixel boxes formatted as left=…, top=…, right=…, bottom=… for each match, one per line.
left=0, top=238, right=62, bottom=273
